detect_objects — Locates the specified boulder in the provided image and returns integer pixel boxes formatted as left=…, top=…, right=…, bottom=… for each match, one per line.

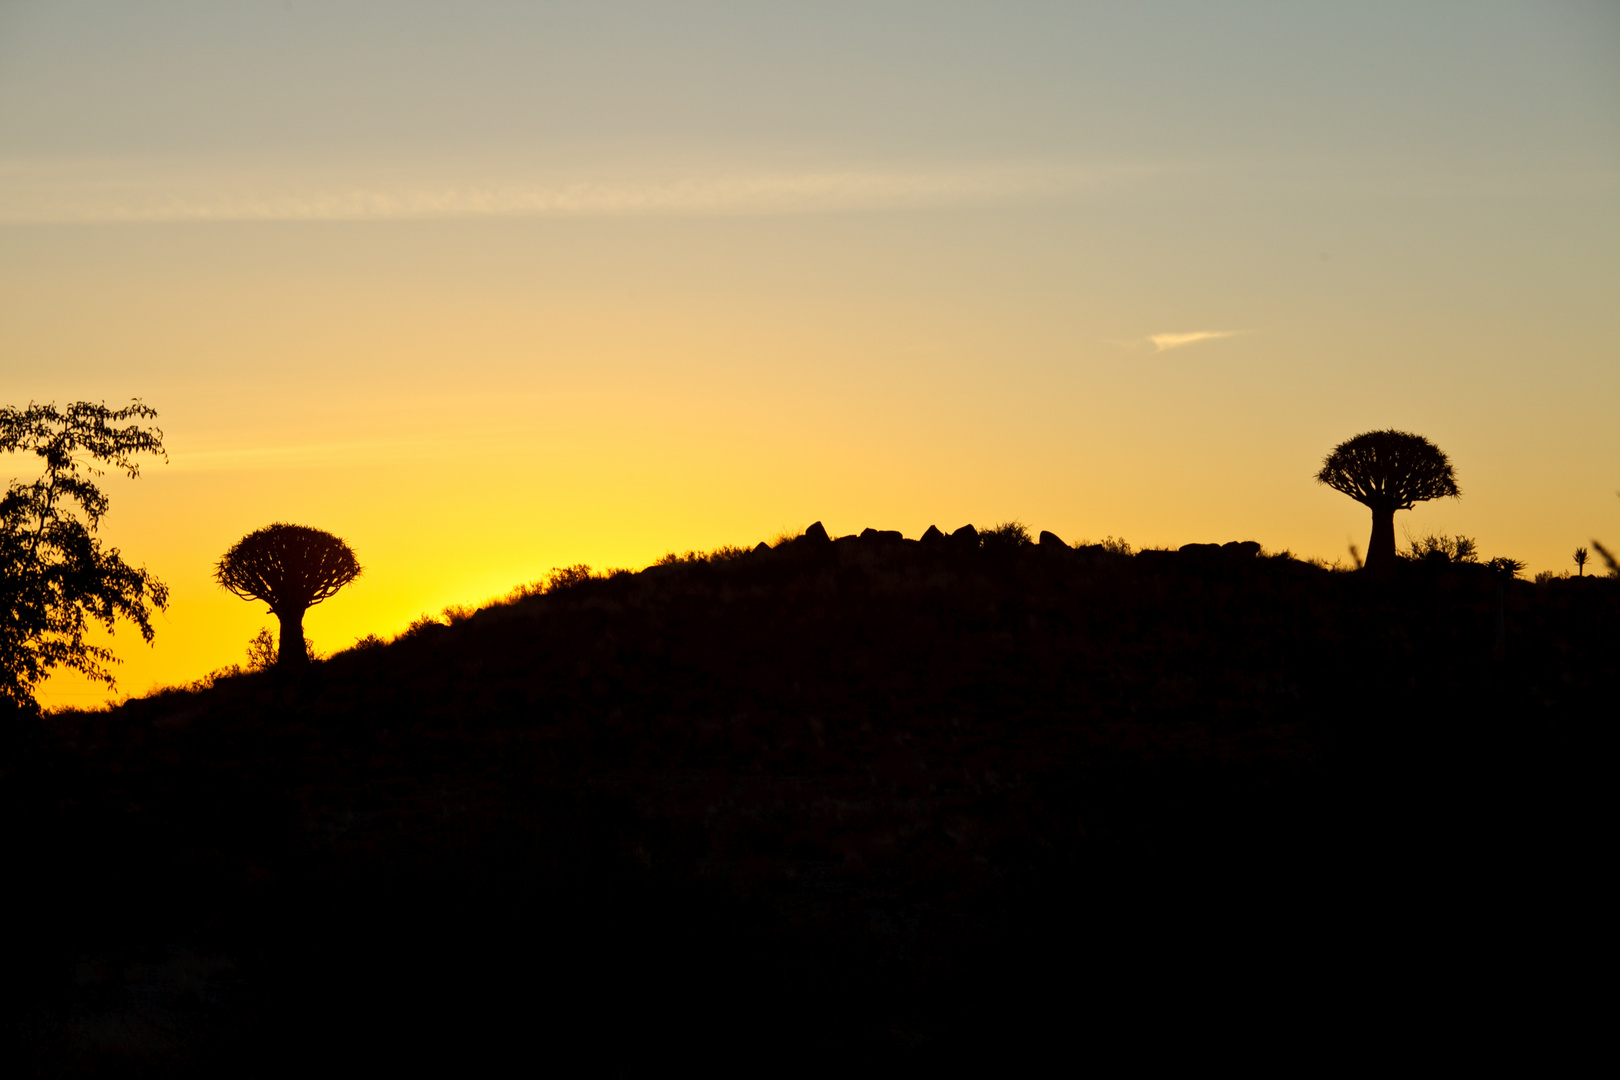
left=802, top=521, right=831, bottom=543
left=1038, top=531, right=1068, bottom=549
left=859, top=528, right=904, bottom=542
left=1177, top=541, right=1261, bottom=560
left=753, top=542, right=771, bottom=554
left=920, top=525, right=946, bottom=544
left=950, top=524, right=979, bottom=546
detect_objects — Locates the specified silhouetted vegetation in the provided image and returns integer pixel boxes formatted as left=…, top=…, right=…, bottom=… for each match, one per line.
left=1595, top=541, right=1619, bottom=576
left=1404, top=530, right=1524, bottom=579
left=1318, top=430, right=1459, bottom=579
left=1408, top=530, right=1478, bottom=564
left=0, top=401, right=169, bottom=709
left=1594, top=493, right=1619, bottom=577
left=215, top=524, right=361, bottom=668
left=4, top=520, right=1608, bottom=1072
left=245, top=627, right=314, bottom=670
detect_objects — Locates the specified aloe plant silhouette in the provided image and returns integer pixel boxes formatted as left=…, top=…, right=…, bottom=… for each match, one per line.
left=1317, top=430, right=1459, bottom=580
left=215, top=524, right=361, bottom=668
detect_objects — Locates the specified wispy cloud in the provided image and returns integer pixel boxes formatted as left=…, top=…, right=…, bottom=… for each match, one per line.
left=1102, top=330, right=1248, bottom=353
left=0, top=156, right=1117, bottom=223
left=1148, top=330, right=1244, bottom=352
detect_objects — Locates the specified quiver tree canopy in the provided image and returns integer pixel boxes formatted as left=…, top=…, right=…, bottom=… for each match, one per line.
left=215, top=524, right=361, bottom=668
left=1317, top=430, right=1459, bottom=577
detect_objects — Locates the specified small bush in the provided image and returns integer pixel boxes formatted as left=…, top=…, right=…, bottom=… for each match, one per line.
left=1486, top=556, right=1526, bottom=579
left=400, top=614, right=443, bottom=638
left=1407, top=532, right=1478, bottom=563
left=544, top=564, right=596, bottom=592
left=442, top=604, right=477, bottom=625
left=246, top=628, right=315, bottom=669
left=980, top=522, right=1033, bottom=551
left=246, top=629, right=277, bottom=671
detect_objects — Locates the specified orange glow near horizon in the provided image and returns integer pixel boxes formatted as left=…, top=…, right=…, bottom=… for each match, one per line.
left=11, top=215, right=1616, bottom=709
left=3, top=5, right=1615, bottom=709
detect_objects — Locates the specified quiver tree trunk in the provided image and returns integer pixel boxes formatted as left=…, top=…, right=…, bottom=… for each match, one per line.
left=276, top=609, right=307, bottom=668
left=1364, top=502, right=1398, bottom=580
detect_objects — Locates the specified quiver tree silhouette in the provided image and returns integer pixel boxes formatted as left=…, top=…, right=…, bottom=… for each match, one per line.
left=215, top=524, right=361, bottom=668
left=1316, top=430, right=1459, bottom=579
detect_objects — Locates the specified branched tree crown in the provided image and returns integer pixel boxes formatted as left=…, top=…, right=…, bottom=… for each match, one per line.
left=215, top=524, right=361, bottom=617
left=1, top=400, right=169, bottom=707
left=1316, top=430, right=1459, bottom=511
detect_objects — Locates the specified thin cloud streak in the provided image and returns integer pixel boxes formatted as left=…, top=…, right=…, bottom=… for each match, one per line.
left=1149, top=330, right=1244, bottom=352
left=0, top=158, right=1112, bottom=223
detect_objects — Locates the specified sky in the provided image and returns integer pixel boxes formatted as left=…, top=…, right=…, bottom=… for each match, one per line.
left=2, top=0, right=1616, bottom=707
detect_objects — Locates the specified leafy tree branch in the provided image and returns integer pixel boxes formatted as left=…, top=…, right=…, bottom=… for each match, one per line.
left=0, top=400, right=169, bottom=708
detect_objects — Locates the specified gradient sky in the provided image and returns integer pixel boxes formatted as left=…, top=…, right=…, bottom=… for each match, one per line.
left=2, top=1, right=1617, bottom=707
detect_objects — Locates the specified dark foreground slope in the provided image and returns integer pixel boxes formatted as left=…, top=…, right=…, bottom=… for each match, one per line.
left=5, top=530, right=1611, bottom=1073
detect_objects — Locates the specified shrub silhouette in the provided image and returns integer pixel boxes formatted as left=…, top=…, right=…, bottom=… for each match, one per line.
left=1574, top=547, right=1588, bottom=577
left=1408, top=532, right=1477, bottom=564
left=246, top=628, right=276, bottom=671
left=246, top=626, right=313, bottom=669
left=215, top=524, right=361, bottom=668
left=1485, top=556, right=1525, bottom=579
left=1317, top=430, right=1459, bottom=579
left=979, top=521, right=1034, bottom=552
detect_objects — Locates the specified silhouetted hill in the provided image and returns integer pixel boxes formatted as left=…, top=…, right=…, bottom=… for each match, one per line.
left=5, top=528, right=1610, bottom=1073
